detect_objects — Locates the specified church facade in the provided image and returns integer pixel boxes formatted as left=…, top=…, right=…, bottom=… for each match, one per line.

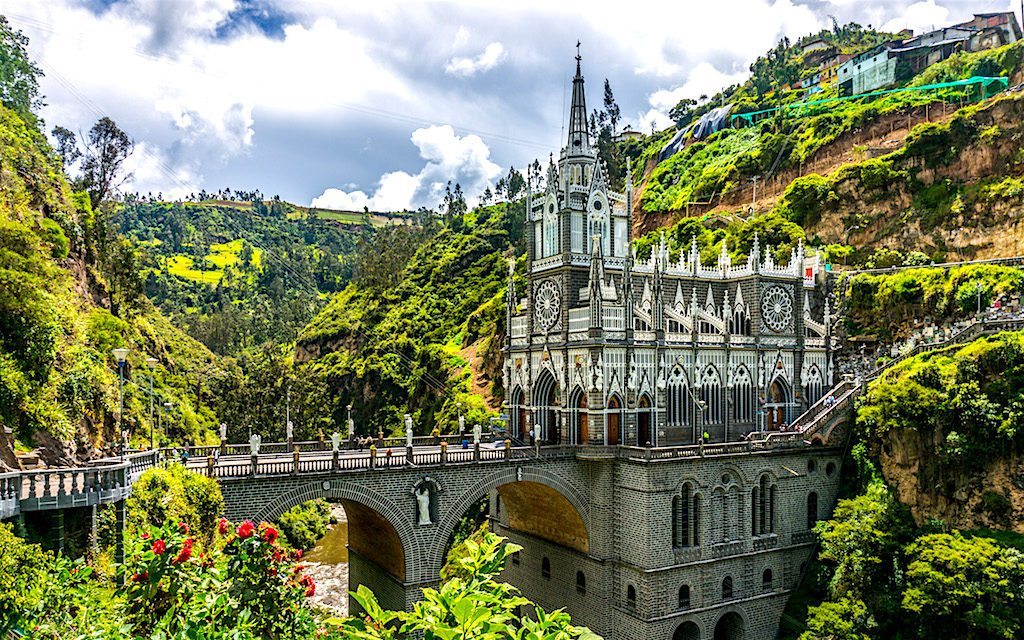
left=503, top=56, right=834, bottom=449
left=493, top=55, right=847, bottom=640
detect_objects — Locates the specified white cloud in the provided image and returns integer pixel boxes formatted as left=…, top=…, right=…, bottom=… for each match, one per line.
left=639, top=62, right=749, bottom=132
left=445, top=42, right=506, bottom=77
left=881, top=0, right=950, bottom=34
left=312, top=124, right=501, bottom=211
left=122, top=141, right=202, bottom=200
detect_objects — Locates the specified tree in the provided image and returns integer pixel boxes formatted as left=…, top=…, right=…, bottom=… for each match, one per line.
left=902, top=533, right=1024, bottom=639
left=603, top=79, right=620, bottom=132
left=801, top=598, right=875, bottom=640
left=0, top=16, right=43, bottom=120
left=51, top=125, right=81, bottom=168
left=81, top=116, right=134, bottom=209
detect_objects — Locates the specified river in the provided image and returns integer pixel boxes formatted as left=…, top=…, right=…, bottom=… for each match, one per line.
left=302, top=504, right=350, bottom=615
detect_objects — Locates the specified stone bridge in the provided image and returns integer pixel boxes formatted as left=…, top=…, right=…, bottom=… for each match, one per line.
left=3, top=388, right=860, bottom=640
left=213, top=445, right=591, bottom=610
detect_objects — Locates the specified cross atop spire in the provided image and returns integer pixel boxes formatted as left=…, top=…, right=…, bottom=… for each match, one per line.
left=567, top=44, right=590, bottom=153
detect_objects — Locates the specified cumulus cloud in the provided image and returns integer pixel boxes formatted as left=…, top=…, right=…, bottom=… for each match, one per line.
left=881, top=0, right=950, bottom=34
left=639, top=62, right=749, bottom=132
left=445, top=42, right=506, bottom=77
left=312, top=124, right=501, bottom=211
left=4, top=0, right=991, bottom=201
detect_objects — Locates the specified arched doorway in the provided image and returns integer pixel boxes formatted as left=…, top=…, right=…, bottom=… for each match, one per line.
left=674, top=620, right=701, bottom=640
left=637, top=395, right=652, bottom=446
left=607, top=395, right=622, bottom=445
left=713, top=611, right=745, bottom=640
left=571, top=387, right=588, bottom=445
left=766, top=377, right=791, bottom=430
left=533, top=370, right=559, bottom=444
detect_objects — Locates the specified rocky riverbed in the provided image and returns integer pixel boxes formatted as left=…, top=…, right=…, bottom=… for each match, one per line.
left=302, top=504, right=349, bottom=616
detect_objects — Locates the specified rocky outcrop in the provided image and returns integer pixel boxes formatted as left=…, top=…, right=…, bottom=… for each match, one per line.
left=877, top=425, right=1024, bottom=532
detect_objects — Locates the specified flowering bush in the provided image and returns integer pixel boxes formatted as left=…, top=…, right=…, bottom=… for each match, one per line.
left=121, top=518, right=326, bottom=639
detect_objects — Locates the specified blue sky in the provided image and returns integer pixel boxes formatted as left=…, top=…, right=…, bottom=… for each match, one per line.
left=1, top=0, right=1016, bottom=210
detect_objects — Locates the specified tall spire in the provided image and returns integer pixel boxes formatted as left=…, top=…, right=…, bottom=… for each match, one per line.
left=567, top=42, right=589, bottom=153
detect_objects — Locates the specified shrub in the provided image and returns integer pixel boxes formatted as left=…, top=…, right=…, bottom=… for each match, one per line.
left=126, top=465, right=224, bottom=544
left=276, top=498, right=334, bottom=550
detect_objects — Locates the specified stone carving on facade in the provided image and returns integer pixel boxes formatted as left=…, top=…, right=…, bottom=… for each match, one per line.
left=627, top=354, right=638, bottom=391
left=415, top=486, right=432, bottom=525
left=592, top=356, right=605, bottom=392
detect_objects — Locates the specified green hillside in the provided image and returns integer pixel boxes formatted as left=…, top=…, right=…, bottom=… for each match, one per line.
left=116, top=199, right=372, bottom=355
left=0, top=102, right=232, bottom=456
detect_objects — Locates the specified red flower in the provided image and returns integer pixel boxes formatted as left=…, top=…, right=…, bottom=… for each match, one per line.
left=237, top=520, right=255, bottom=539
left=173, top=538, right=194, bottom=564
left=152, top=539, right=166, bottom=555
left=263, top=526, right=279, bottom=544
left=218, top=518, right=230, bottom=535
left=141, top=532, right=150, bottom=540
left=267, top=567, right=278, bottom=577
left=178, top=521, right=189, bottom=534
left=272, top=549, right=284, bottom=563
left=292, top=549, right=303, bottom=560
left=131, top=571, right=148, bottom=582
left=300, top=574, right=316, bottom=597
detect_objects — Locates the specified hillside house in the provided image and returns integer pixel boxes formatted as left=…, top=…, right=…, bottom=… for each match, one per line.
left=837, top=42, right=900, bottom=95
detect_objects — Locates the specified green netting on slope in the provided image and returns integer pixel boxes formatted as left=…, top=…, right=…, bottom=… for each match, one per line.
left=731, top=76, right=1009, bottom=127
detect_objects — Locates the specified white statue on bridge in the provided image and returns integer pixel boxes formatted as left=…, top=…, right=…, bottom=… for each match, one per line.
left=473, top=423, right=482, bottom=445
left=331, top=432, right=340, bottom=452
left=405, top=414, right=414, bottom=448
left=220, top=422, right=227, bottom=442
left=249, top=433, right=261, bottom=456
left=415, top=485, right=432, bottom=525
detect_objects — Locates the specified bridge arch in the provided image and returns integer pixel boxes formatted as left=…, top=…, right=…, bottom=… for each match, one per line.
left=254, top=480, right=416, bottom=584
left=429, top=465, right=590, bottom=571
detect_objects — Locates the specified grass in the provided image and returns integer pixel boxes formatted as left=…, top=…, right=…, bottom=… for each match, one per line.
left=165, top=240, right=262, bottom=284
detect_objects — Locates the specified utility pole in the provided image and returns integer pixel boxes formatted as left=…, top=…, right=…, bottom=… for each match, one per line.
left=749, top=175, right=760, bottom=215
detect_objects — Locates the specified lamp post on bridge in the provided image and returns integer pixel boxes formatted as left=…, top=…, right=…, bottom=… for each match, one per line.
left=113, top=347, right=129, bottom=460
left=146, top=357, right=158, bottom=451
left=163, top=401, right=173, bottom=449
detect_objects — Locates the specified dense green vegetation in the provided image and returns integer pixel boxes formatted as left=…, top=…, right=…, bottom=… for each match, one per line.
left=118, top=199, right=372, bottom=355
left=292, top=199, right=526, bottom=436
left=860, top=330, right=1024, bottom=476
left=276, top=498, right=335, bottom=550
left=126, top=465, right=225, bottom=544
left=0, top=468, right=596, bottom=639
left=843, top=264, right=1024, bottom=339
left=637, top=35, right=1024, bottom=235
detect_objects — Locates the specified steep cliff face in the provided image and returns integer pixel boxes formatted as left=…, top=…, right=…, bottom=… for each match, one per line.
left=858, top=330, right=1024, bottom=533
left=878, top=426, right=1024, bottom=532
left=807, top=93, right=1024, bottom=260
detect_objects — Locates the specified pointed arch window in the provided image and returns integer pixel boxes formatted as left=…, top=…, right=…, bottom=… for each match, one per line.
left=731, top=305, right=752, bottom=335
left=666, top=366, right=691, bottom=429
left=803, top=364, right=824, bottom=406
left=731, top=366, right=754, bottom=423
left=700, top=366, right=723, bottom=425
left=543, top=211, right=558, bottom=257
